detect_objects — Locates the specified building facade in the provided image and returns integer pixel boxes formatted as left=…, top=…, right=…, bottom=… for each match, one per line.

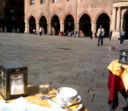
left=25, top=0, right=112, bottom=37
left=112, top=0, right=128, bottom=39
left=25, top=0, right=128, bottom=39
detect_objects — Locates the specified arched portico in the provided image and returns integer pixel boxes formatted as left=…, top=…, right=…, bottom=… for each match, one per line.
left=123, top=11, right=128, bottom=39
left=39, top=16, right=47, bottom=34
left=79, top=14, right=91, bottom=37
left=96, top=13, right=110, bottom=37
left=64, top=14, right=74, bottom=33
left=51, top=15, right=60, bottom=35
left=29, top=16, right=36, bottom=33
left=112, top=1, right=128, bottom=39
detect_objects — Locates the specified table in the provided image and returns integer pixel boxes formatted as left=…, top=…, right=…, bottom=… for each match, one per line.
left=108, top=59, right=128, bottom=110
left=0, top=85, right=88, bottom=111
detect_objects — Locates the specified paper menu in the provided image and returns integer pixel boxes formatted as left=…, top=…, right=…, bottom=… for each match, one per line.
left=10, top=73, right=24, bottom=95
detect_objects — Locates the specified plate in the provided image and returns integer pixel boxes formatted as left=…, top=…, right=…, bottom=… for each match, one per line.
left=57, top=95, right=81, bottom=107
left=65, top=95, right=81, bottom=106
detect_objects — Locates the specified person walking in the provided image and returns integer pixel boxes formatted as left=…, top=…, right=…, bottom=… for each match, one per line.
left=90, top=30, right=93, bottom=39
left=39, top=27, right=43, bottom=36
left=97, top=25, right=105, bottom=46
left=109, top=31, right=112, bottom=40
left=120, top=29, right=125, bottom=44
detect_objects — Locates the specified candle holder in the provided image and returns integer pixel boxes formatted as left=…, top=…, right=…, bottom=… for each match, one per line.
left=0, top=62, right=28, bottom=100
left=119, top=49, right=128, bottom=65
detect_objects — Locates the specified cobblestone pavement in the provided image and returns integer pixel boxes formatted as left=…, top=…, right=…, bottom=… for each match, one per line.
left=0, top=33, right=127, bottom=111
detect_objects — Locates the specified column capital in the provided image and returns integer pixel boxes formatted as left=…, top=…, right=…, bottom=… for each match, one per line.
left=74, top=22, right=79, bottom=24
left=91, top=22, right=96, bottom=24
left=60, top=22, right=64, bottom=25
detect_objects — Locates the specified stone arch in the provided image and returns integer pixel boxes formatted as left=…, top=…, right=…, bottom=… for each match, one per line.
left=51, top=15, right=60, bottom=35
left=50, top=13, right=61, bottom=23
left=96, top=13, right=110, bottom=36
left=79, top=14, right=91, bottom=37
left=63, top=13, right=75, bottom=23
left=38, top=15, right=48, bottom=23
left=27, top=15, right=36, bottom=23
left=29, top=16, right=36, bottom=33
left=78, top=11, right=92, bottom=22
left=64, top=14, right=74, bottom=34
left=95, top=10, right=111, bottom=23
left=39, top=16, right=47, bottom=34
left=123, top=10, right=128, bottom=39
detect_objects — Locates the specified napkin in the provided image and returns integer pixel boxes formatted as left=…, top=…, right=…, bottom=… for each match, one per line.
left=0, top=100, right=6, bottom=104
left=0, top=97, right=68, bottom=111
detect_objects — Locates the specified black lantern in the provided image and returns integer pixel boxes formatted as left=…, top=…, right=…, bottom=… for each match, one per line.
left=0, top=62, right=28, bottom=100
left=119, top=49, right=128, bottom=64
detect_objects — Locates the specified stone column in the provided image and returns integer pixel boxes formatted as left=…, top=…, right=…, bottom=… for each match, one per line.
left=36, top=22, right=39, bottom=34
left=91, top=22, right=96, bottom=38
left=60, top=22, right=64, bottom=33
left=112, top=7, right=116, bottom=31
left=24, top=20, right=29, bottom=33
left=47, top=23, right=51, bottom=35
left=75, top=22, right=79, bottom=36
left=112, top=7, right=121, bottom=40
left=121, top=9, right=124, bottom=30
left=116, top=7, right=121, bottom=31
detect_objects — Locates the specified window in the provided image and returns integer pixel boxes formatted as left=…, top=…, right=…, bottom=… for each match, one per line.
left=41, top=0, right=45, bottom=4
left=53, top=0, right=58, bottom=3
left=30, top=0, right=34, bottom=5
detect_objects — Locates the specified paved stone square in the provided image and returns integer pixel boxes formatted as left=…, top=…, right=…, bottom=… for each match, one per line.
left=0, top=33, right=127, bottom=111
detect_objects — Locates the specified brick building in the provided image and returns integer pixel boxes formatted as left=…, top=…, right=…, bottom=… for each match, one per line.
left=25, top=0, right=112, bottom=37
left=24, top=0, right=128, bottom=39
left=0, top=0, right=127, bottom=39
left=112, top=0, right=128, bottom=39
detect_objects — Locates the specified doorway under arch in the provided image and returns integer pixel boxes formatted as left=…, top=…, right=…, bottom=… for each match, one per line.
left=39, top=16, right=47, bottom=34
left=79, top=14, right=91, bottom=37
left=51, top=15, right=60, bottom=35
left=64, top=15, right=74, bottom=33
left=96, top=13, right=110, bottom=37
left=123, top=11, right=128, bottom=39
left=29, top=16, right=36, bottom=33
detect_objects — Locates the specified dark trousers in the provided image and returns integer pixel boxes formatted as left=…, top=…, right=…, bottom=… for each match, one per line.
left=120, top=35, right=125, bottom=44
left=109, top=35, right=111, bottom=40
left=39, top=32, right=42, bottom=36
left=98, top=35, right=103, bottom=46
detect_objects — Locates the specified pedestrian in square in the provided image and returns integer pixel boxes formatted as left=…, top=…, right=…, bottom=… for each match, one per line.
left=120, top=29, right=125, bottom=44
left=90, top=30, right=93, bottom=39
left=97, top=25, right=105, bottom=46
left=109, top=31, right=112, bottom=40
left=39, top=27, right=43, bottom=36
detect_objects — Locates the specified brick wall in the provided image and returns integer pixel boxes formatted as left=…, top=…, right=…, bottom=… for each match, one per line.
left=25, top=0, right=112, bottom=23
